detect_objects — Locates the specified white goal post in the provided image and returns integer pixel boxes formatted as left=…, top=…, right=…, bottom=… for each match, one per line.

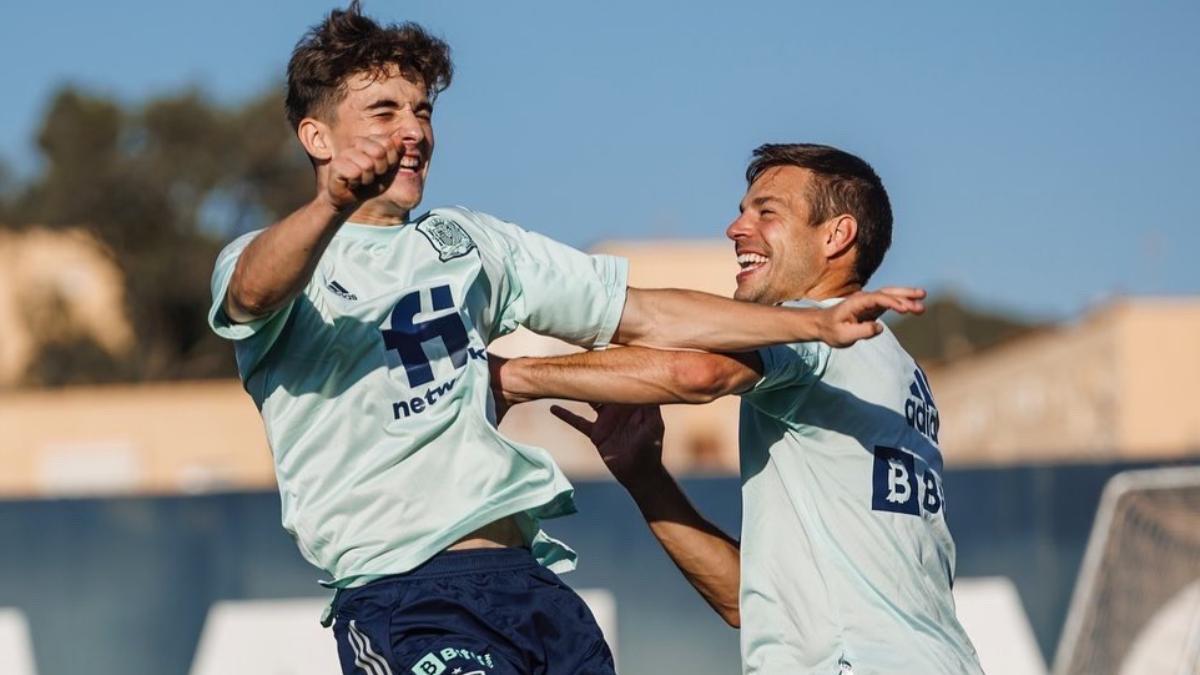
left=1053, top=466, right=1200, bottom=675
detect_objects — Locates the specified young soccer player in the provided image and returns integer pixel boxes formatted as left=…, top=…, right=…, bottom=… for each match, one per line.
left=209, top=5, right=923, bottom=673
left=496, top=145, right=985, bottom=674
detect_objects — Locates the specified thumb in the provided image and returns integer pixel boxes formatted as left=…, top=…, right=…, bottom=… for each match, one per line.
left=550, top=404, right=594, bottom=436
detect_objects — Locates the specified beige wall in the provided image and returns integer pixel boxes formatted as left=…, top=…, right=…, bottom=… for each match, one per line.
left=929, top=298, right=1200, bottom=464
left=1112, top=301, right=1200, bottom=454
left=0, top=381, right=272, bottom=497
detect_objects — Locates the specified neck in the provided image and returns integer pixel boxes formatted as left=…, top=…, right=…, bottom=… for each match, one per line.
left=346, top=200, right=411, bottom=226
left=781, top=275, right=861, bottom=303
left=810, top=278, right=862, bottom=300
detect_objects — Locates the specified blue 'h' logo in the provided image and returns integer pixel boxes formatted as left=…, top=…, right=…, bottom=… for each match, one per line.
left=381, top=285, right=469, bottom=387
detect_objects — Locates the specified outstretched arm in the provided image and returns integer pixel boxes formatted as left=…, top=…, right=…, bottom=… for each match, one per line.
left=492, top=346, right=762, bottom=411
left=223, top=131, right=406, bottom=322
left=554, top=404, right=741, bottom=627
left=612, top=286, right=924, bottom=351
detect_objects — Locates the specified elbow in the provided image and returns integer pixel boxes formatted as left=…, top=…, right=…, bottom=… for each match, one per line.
left=227, top=278, right=276, bottom=321
left=669, top=354, right=736, bottom=404
left=722, top=608, right=741, bottom=629
left=710, top=596, right=740, bottom=628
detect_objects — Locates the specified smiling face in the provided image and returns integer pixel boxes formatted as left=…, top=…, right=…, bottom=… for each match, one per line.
left=325, top=67, right=434, bottom=220
left=726, top=165, right=831, bottom=305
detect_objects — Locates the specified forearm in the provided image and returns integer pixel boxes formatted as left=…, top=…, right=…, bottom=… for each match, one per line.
left=225, top=196, right=346, bottom=322
left=614, top=288, right=828, bottom=351
left=627, top=467, right=741, bottom=627
left=499, top=347, right=758, bottom=406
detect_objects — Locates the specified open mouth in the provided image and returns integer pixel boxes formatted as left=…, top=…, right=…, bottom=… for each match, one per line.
left=736, top=252, right=769, bottom=279
left=398, top=154, right=424, bottom=174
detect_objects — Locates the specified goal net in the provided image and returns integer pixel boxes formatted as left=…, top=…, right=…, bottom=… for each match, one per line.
left=1054, top=466, right=1200, bottom=675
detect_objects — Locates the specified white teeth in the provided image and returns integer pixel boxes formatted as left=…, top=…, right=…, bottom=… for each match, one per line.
left=400, top=157, right=420, bottom=169
left=737, top=253, right=769, bottom=267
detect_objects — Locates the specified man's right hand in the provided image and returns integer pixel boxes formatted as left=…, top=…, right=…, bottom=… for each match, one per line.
left=553, top=402, right=742, bottom=627
left=815, top=286, right=926, bottom=348
left=321, top=130, right=406, bottom=213
left=551, top=403, right=668, bottom=494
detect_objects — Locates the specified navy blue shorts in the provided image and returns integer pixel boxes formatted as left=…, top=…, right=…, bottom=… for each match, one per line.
left=330, top=548, right=616, bottom=675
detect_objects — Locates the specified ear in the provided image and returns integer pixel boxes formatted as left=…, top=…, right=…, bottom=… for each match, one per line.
left=824, top=214, right=858, bottom=259
left=297, top=117, right=334, bottom=161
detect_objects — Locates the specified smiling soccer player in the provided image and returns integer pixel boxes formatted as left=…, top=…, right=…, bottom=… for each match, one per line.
left=496, top=144, right=984, bottom=674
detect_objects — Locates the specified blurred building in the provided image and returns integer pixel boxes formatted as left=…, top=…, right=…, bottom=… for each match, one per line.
left=928, top=298, right=1200, bottom=464
left=2, top=239, right=1199, bottom=498
left=0, top=227, right=133, bottom=387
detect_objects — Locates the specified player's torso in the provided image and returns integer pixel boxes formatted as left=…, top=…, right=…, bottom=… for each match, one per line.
left=254, top=212, right=498, bottom=445
left=245, top=210, right=537, bottom=579
left=738, top=329, right=980, bottom=674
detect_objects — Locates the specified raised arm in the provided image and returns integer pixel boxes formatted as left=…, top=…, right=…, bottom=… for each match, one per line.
left=612, top=287, right=924, bottom=351
left=553, top=404, right=741, bottom=627
left=224, top=132, right=405, bottom=322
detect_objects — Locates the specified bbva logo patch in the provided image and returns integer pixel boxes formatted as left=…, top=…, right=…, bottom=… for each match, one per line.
left=872, top=445, right=942, bottom=516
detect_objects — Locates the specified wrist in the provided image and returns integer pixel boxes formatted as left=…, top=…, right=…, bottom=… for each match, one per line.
left=806, top=306, right=833, bottom=343
left=621, top=463, right=673, bottom=503
left=500, top=357, right=536, bottom=404
left=311, top=191, right=355, bottom=224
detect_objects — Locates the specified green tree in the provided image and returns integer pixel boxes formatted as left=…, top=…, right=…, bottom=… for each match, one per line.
left=7, top=84, right=312, bottom=385
left=889, top=292, right=1041, bottom=365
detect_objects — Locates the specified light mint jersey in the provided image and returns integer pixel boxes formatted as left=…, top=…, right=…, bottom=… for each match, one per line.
left=208, top=206, right=628, bottom=589
left=738, top=298, right=982, bottom=675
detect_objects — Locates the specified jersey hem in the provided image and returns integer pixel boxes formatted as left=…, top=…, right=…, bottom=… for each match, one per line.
left=322, top=485, right=577, bottom=589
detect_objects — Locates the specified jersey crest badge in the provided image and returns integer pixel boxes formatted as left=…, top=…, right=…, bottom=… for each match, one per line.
left=416, top=214, right=476, bottom=262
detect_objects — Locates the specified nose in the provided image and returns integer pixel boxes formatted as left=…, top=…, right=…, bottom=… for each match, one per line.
left=726, top=212, right=752, bottom=242
left=393, top=109, right=426, bottom=147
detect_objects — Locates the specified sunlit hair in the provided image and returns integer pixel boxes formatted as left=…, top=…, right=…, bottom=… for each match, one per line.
left=285, top=0, right=453, bottom=130
left=746, top=143, right=893, bottom=284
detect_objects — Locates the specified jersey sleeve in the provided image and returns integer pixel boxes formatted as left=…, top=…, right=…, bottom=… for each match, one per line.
left=207, top=230, right=295, bottom=375
left=450, top=208, right=629, bottom=348
left=745, top=301, right=832, bottom=395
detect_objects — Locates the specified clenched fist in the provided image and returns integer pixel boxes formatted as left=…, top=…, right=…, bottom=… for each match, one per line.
left=321, top=130, right=407, bottom=212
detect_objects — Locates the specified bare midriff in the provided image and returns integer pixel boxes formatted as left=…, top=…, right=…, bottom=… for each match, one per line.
left=446, top=514, right=525, bottom=550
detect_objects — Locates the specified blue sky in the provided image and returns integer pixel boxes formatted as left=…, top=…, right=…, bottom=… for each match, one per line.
left=4, top=1, right=1198, bottom=318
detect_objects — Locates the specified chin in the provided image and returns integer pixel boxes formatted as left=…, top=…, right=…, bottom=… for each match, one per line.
left=737, top=284, right=779, bottom=306
left=733, top=285, right=758, bottom=303
left=384, top=190, right=423, bottom=214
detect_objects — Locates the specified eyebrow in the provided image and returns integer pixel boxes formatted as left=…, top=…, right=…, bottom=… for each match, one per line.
left=740, top=195, right=786, bottom=212
left=363, top=98, right=432, bottom=113
left=364, top=98, right=400, bottom=111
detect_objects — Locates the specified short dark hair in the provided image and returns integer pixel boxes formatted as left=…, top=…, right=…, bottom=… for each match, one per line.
left=746, top=143, right=893, bottom=284
left=285, top=1, right=454, bottom=130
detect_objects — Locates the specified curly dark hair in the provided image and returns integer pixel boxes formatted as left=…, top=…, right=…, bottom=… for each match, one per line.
left=746, top=143, right=893, bottom=284
left=285, top=1, right=454, bottom=130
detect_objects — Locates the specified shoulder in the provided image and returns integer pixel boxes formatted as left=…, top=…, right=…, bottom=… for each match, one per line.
left=404, top=206, right=501, bottom=263
left=776, top=299, right=835, bottom=362
left=420, top=206, right=519, bottom=254
left=423, top=206, right=509, bottom=233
